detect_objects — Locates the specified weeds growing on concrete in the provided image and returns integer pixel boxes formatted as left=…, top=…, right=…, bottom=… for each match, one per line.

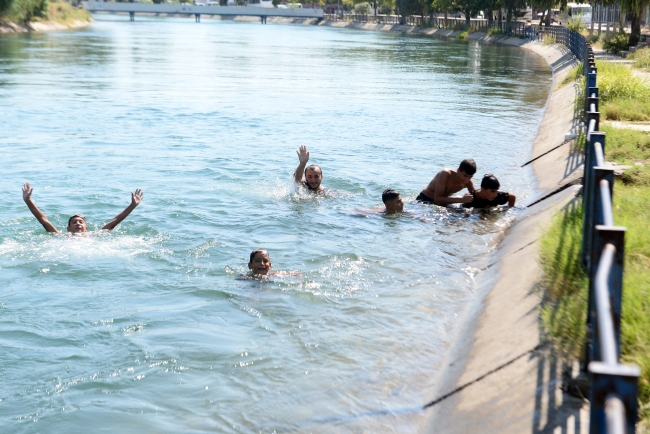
left=560, top=61, right=584, bottom=87
left=487, top=27, right=503, bottom=37
left=543, top=33, right=556, bottom=45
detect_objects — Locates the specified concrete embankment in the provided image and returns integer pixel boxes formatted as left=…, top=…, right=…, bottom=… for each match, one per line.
left=0, top=19, right=91, bottom=33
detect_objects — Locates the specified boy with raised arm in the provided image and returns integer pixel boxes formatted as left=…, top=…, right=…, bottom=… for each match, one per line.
left=416, top=159, right=477, bottom=206
left=22, top=182, right=144, bottom=234
left=294, top=145, right=324, bottom=192
left=463, top=174, right=516, bottom=209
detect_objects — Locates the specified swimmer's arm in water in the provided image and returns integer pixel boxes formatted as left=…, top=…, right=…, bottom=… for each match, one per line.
left=101, top=189, right=143, bottom=231
left=294, top=145, right=309, bottom=184
left=431, top=171, right=473, bottom=205
left=22, top=182, right=60, bottom=233
left=508, top=193, right=516, bottom=207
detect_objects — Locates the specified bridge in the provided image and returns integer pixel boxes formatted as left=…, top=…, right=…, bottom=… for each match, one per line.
left=81, top=1, right=324, bottom=23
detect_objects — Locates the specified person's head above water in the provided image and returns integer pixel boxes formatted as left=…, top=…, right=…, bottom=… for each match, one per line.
left=479, top=174, right=500, bottom=201
left=248, top=249, right=272, bottom=276
left=458, top=158, right=477, bottom=176
left=304, top=164, right=323, bottom=190
left=382, top=189, right=404, bottom=213
left=295, top=145, right=325, bottom=191
left=67, top=214, right=88, bottom=233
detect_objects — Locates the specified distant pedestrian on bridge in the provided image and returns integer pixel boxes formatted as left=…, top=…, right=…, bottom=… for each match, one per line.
left=294, top=145, right=324, bottom=192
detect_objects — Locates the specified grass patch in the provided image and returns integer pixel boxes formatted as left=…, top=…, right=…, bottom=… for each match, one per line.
left=630, top=47, right=650, bottom=70
left=455, top=28, right=473, bottom=39
left=601, top=125, right=650, bottom=163
left=540, top=123, right=650, bottom=423
left=614, top=180, right=650, bottom=422
left=540, top=202, right=588, bottom=362
left=560, top=61, right=584, bottom=87
left=41, top=0, right=91, bottom=25
left=595, top=60, right=650, bottom=102
left=487, top=27, right=503, bottom=37
left=543, top=33, right=556, bottom=45
left=602, top=99, right=650, bottom=122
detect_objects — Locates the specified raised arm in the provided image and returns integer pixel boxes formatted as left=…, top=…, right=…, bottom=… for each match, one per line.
left=467, top=179, right=476, bottom=194
left=432, top=172, right=473, bottom=205
left=22, top=182, right=59, bottom=233
left=508, top=193, right=516, bottom=207
left=102, top=189, right=143, bottom=231
left=294, top=145, right=310, bottom=184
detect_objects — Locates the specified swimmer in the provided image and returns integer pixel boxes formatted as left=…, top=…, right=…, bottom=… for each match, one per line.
left=382, top=189, right=404, bottom=214
left=416, top=159, right=477, bottom=206
left=243, top=249, right=301, bottom=280
left=463, top=174, right=516, bottom=209
left=294, top=145, right=324, bottom=192
left=22, top=182, right=144, bottom=233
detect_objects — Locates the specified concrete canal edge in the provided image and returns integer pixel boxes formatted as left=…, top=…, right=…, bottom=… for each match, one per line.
left=416, top=39, right=589, bottom=432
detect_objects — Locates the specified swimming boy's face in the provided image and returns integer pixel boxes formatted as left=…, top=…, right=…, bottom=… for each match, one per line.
left=67, top=216, right=88, bottom=233
left=304, top=168, right=322, bottom=190
left=385, top=195, right=404, bottom=213
left=484, top=188, right=499, bottom=201
left=457, top=170, right=473, bottom=186
left=248, top=252, right=272, bottom=275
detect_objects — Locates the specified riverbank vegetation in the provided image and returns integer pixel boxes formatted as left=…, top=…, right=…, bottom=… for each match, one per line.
left=540, top=59, right=650, bottom=422
left=0, top=0, right=89, bottom=26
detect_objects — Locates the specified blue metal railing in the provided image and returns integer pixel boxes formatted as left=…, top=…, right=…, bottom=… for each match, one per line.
left=577, top=41, right=641, bottom=434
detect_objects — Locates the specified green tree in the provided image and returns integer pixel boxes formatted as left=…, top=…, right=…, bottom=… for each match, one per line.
left=621, top=0, right=649, bottom=46
left=1, top=0, right=14, bottom=18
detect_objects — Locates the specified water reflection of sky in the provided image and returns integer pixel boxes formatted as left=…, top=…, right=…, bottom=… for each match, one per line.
left=0, top=16, right=550, bottom=432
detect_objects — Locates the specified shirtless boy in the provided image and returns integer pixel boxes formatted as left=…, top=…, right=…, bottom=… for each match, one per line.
left=246, top=249, right=301, bottom=279
left=22, top=182, right=144, bottom=233
left=382, top=189, right=405, bottom=214
left=463, top=174, right=516, bottom=209
left=416, top=159, right=477, bottom=206
left=294, top=145, right=324, bottom=192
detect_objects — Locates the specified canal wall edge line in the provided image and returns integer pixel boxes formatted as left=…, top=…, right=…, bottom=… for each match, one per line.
left=417, top=42, right=589, bottom=432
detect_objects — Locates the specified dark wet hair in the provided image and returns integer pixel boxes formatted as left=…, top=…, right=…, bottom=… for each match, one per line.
left=382, top=189, right=400, bottom=204
left=249, top=249, right=269, bottom=263
left=458, top=159, right=477, bottom=176
left=481, top=174, right=500, bottom=190
left=68, top=214, right=86, bottom=227
left=304, top=165, right=322, bottom=176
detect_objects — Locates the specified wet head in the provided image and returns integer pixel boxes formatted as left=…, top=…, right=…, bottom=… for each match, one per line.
left=67, top=215, right=88, bottom=233
left=480, top=174, right=501, bottom=201
left=304, top=165, right=323, bottom=190
left=248, top=249, right=272, bottom=276
left=382, top=189, right=404, bottom=213
left=457, top=158, right=477, bottom=187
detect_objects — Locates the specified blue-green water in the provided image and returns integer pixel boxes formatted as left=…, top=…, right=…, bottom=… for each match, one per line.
left=0, top=16, right=551, bottom=432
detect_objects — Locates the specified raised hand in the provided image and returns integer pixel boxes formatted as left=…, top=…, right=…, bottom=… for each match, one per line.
left=296, top=145, right=310, bottom=165
left=22, top=182, right=33, bottom=202
left=131, top=188, right=144, bottom=207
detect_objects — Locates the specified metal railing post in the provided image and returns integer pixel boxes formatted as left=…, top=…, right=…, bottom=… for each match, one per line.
left=582, top=132, right=606, bottom=267
left=589, top=362, right=640, bottom=434
left=587, top=224, right=624, bottom=366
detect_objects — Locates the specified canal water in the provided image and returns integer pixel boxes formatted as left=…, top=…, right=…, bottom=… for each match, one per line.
left=0, top=15, right=551, bottom=432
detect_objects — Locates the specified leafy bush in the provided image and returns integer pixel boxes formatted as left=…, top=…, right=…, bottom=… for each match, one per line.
left=378, top=4, right=392, bottom=14
left=603, top=31, right=629, bottom=55
left=353, top=2, right=370, bottom=14
left=566, top=15, right=584, bottom=33
left=1, top=0, right=13, bottom=17
left=7, top=0, right=48, bottom=24
left=588, top=33, right=600, bottom=44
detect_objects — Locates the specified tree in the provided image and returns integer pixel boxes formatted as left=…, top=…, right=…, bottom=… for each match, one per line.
left=621, top=0, right=649, bottom=46
left=456, top=0, right=482, bottom=25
